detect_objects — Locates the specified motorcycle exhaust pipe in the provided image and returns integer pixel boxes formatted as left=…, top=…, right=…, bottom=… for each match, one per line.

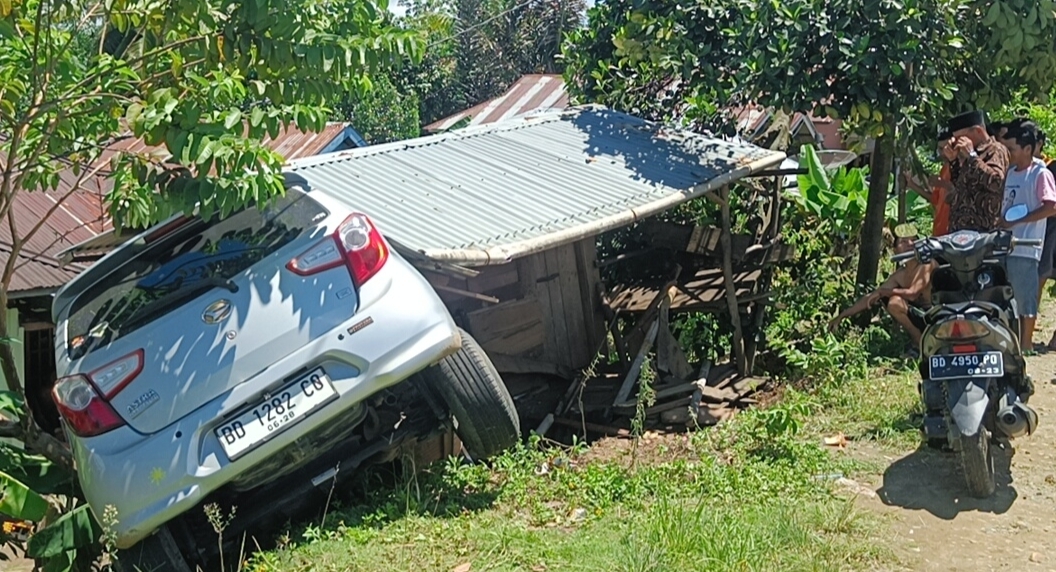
left=996, top=388, right=1039, bottom=438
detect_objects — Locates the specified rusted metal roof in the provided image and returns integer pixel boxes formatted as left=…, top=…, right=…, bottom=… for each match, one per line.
left=424, top=74, right=570, bottom=133
left=6, top=123, right=362, bottom=294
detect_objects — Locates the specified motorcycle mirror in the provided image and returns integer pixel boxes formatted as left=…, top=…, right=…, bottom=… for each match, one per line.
left=1005, top=203, right=1029, bottom=223
left=894, top=223, right=918, bottom=239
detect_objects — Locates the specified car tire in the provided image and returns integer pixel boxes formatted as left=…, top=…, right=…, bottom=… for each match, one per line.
left=114, top=526, right=193, bottom=572
left=422, top=328, right=521, bottom=459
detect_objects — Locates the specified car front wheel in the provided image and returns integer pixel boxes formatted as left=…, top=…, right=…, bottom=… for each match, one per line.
left=421, top=328, right=521, bottom=459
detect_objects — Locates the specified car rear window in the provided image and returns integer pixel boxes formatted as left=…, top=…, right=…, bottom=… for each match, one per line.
left=66, top=191, right=328, bottom=359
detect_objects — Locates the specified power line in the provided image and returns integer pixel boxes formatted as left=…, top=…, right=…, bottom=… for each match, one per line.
left=424, top=0, right=540, bottom=50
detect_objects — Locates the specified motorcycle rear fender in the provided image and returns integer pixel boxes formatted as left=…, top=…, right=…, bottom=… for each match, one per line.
left=946, top=379, right=990, bottom=437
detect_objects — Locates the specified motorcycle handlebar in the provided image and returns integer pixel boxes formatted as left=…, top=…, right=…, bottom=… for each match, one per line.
left=892, top=251, right=916, bottom=262
left=1013, top=238, right=1044, bottom=247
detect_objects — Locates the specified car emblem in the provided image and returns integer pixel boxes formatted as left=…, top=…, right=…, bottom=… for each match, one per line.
left=202, top=299, right=233, bottom=325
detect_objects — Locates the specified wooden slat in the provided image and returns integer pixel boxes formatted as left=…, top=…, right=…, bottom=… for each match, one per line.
left=466, top=296, right=544, bottom=356
left=542, top=248, right=571, bottom=367
left=575, top=237, right=606, bottom=365
left=466, top=264, right=519, bottom=293
left=555, top=243, right=591, bottom=368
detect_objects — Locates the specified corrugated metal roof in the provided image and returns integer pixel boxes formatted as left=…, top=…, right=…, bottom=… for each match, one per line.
left=11, top=123, right=359, bottom=292
left=0, top=245, right=85, bottom=296
left=289, top=106, right=786, bottom=266
left=424, top=74, right=569, bottom=133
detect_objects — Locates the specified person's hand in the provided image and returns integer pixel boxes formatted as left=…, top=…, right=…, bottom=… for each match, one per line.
left=827, top=317, right=841, bottom=333
left=866, top=291, right=883, bottom=306
left=997, top=217, right=1014, bottom=230
left=941, top=140, right=958, bottom=162
left=954, top=136, right=974, bottom=159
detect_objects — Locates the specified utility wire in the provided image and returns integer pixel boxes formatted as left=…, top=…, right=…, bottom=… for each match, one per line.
left=424, top=0, right=541, bottom=50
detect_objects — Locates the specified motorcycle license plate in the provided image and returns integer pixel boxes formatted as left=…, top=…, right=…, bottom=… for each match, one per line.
left=928, top=352, right=1004, bottom=381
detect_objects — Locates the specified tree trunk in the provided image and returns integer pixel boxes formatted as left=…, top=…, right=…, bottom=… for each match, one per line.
left=855, top=128, right=895, bottom=293
left=0, top=294, right=74, bottom=471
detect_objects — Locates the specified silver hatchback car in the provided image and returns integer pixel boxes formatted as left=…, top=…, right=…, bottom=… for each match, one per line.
left=50, top=178, right=520, bottom=570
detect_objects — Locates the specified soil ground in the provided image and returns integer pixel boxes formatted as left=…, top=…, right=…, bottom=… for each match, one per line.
left=845, top=350, right=1056, bottom=572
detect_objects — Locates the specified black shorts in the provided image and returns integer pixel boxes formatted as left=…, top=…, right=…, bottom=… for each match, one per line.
left=1041, top=216, right=1056, bottom=279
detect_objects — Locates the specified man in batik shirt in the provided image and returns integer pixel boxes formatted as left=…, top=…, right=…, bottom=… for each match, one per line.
left=944, top=110, right=1010, bottom=232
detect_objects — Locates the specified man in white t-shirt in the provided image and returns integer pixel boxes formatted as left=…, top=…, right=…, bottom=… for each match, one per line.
left=999, top=121, right=1056, bottom=350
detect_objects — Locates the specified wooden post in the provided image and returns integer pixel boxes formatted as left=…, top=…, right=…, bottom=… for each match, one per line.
left=719, top=185, right=748, bottom=375
left=745, top=175, right=783, bottom=373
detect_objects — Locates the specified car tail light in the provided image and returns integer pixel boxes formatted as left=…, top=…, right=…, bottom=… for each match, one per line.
left=52, top=350, right=143, bottom=437
left=52, top=375, right=125, bottom=437
left=932, top=319, right=989, bottom=341
left=90, top=349, right=144, bottom=398
left=287, top=213, right=389, bottom=285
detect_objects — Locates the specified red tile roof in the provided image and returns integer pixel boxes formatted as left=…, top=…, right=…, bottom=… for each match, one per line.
left=3, top=123, right=357, bottom=294
left=424, top=74, right=570, bottom=132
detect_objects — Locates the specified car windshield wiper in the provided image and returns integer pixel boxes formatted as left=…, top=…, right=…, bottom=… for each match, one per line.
left=120, top=277, right=239, bottom=333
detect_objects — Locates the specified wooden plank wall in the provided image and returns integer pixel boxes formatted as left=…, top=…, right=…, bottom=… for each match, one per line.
left=422, top=238, right=606, bottom=375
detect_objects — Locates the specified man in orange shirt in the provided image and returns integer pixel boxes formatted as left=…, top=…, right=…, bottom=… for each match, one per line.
left=905, top=130, right=953, bottom=236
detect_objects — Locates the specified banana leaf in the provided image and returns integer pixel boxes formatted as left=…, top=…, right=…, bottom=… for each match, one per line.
left=0, top=444, right=73, bottom=495
left=0, top=470, right=49, bottom=522
left=27, top=504, right=101, bottom=559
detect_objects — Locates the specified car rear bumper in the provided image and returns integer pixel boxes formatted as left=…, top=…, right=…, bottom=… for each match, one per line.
left=71, top=261, right=460, bottom=549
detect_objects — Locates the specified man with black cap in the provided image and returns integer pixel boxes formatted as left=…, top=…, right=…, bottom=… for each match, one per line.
left=943, top=110, right=1010, bottom=232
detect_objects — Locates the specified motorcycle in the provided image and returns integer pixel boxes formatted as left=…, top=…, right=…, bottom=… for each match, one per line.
left=896, top=204, right=1040, bottom=498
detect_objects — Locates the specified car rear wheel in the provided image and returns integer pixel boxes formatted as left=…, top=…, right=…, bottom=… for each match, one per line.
left=114, top=525, right=193, bottom=572
left=421, top=328, right=520, bottom=459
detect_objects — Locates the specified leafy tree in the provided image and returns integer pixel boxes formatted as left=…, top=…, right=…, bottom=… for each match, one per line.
left=396, top=0, right=586, bottom=126
left=0, top=0, right=420, bottom=467
left=564, top=0, right=1056, bottom=288
left=335, top=74, right=421, bottom=144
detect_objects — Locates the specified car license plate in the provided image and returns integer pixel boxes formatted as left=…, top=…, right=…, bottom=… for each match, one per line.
left=928, top=352, right=1004, bottom=381
left=216, top=368, right=337, bottom=460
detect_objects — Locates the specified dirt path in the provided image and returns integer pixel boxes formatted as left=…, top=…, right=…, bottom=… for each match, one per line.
left=848, top=350, right=1056, bottom=572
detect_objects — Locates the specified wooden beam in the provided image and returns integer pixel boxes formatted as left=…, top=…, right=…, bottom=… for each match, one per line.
left=612, top=318, right=660, bottom=407
left=432, top=283, right=500, bottom=304
left=719, top=185, right=748, bottom=375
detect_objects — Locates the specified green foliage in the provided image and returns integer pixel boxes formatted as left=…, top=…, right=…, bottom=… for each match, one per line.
left=396, top=0, right=587, bottom=126
left=335, top=74, right=421, bottom=144
left=1, top=0, right=422, bottom=231
left=26, top=505, right=101, bottom=566
left=0, top=470, right=50, bottom=522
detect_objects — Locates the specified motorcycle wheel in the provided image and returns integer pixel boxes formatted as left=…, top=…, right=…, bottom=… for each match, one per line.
left=958, top=423, right=995, bottom=498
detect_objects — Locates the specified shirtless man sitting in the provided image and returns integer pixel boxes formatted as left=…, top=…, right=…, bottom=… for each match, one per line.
left=828, top=236, right=936, bottom=355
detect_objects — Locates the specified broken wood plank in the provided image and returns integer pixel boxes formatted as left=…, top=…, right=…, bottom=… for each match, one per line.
left=433, top=283, right=500, bottom=304
left=612, top=319, right=660, bottom=407
left=488, top=354, right=573, bottom=380
left=730, top=376, right=767, bottom=397
left=657, top=303, right=693, bottom=380
left=612, top=380, right=735, bottom=408
left=552, top=416, right=632, bottom=438
left=719, top=185, right=748, bottom=375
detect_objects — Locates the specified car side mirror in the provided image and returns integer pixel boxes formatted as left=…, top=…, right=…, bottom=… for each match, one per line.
left=1005, top=203, right=1029, bottom=223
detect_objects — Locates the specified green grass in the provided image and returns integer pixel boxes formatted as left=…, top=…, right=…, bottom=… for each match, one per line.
left=241, top=359, right=924, bottom=572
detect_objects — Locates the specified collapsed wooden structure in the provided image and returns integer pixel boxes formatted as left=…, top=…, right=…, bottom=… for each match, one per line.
left=284, top=106, right=796, bottom=438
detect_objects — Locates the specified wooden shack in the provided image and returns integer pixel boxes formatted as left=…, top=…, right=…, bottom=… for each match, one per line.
left=280, top=105, right=791, bottom=432
left=54, top=106, right=800, bottom=438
